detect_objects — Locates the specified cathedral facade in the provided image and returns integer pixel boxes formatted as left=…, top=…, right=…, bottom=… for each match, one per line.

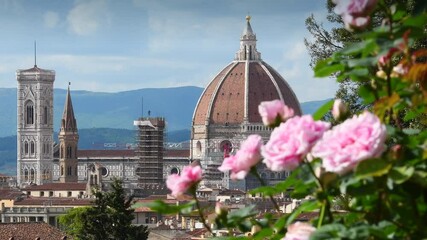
left=190, top=16, right=302, bottom=189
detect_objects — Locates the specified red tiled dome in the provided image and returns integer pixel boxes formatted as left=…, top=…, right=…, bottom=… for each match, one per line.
left=192, top=18, right=301, bottom=126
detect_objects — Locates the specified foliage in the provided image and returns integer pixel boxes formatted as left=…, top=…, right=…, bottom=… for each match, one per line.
left=59, top=179, right=149, bottom=240
left=305, top=0, right=426, bottom=116
left=149, top=0, right=427, bottom=239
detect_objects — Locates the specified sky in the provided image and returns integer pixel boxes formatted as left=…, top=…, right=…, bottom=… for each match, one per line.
left=0, top=0, right=338, bottom=102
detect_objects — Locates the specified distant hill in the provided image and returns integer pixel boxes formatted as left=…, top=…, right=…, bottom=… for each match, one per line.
left=0, top=86, right=328, bottom=137
left=0, top=86, right=204, bottom=137
left=300, top=99, right=332, bottom=115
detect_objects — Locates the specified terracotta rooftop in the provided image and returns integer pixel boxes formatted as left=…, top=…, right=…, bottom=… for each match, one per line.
left=23, top=183, right=86, bottom=191
left=77, top=149, right=189, bottom=158
left=78, top=149, right=135, bottom=158
left=164, top=149, right=190, bottom=158
left=14, top=197, right=93, bottom=206
left=17, top=66, right=55, bottom=74
left=0, top=189, right=25, bottom=200
left=219, top=189, right=246, bottom=196
left=192, top=17, right=301, bottom=126
left=0, top=222, right=69, bottom=240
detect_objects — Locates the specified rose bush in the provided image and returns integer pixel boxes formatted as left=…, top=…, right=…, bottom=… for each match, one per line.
left=148, top=1, right=427, bottom=238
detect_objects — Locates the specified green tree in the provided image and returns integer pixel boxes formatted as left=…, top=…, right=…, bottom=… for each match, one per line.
left=59, top=179, right=149, bottom=240
left=305, top=0, right=425, bottom=115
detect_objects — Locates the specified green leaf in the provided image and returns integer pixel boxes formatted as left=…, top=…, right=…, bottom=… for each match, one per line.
left=142, top=200, right=195, bottom=214
left=346, top=57, right=377, bottom=67
left=312, top=99, right=334, bottom=120
left=252, top=228, right=274, bottom=240
left=402, top=128, right=421, bottom=135
left=411, top=170, right=427, bottom=187
left=314, top=59, right=345, bottom=77
left=285, top=200, right=319, bottom=225
left=249, top=176, right=297, bottom=196
left=389, top=166, right=414, bottom=184
left=310, top=223, right=346, bottom=239
left=355, top=158, right=392, bottom=179
left=341, top=40, right=372, bottom=55
left=403, top=12, right=427, bottom=26
left=358, top=85, right=376, bottom=104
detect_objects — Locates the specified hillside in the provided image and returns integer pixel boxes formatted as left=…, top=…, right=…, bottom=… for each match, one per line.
left=0, top=86, right=203, bottom=137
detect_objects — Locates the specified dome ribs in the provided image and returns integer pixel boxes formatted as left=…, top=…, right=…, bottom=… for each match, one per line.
left=263, top=62, right=302, bottom=115
left=247, top=62, right=282, bottom=122
left=193, top=63, right=236, bottom=125
left=210, top=63, right=245, bottom=124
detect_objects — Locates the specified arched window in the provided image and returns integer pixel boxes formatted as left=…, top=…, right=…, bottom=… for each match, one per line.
left=24, top=141, right=29, bottom=155
left=24, top=169, right=29, bottom=181
left=67, top=146, right=72, bottom=158
left=60, top=145, right=64, bottom=159
left=25, top=101, right=34, bottom=125
left=30, top=141, right=35, bottom=155
left=43, top=106, right=48, bottom=125
left=30, top=169, right=35, bottom=182
left=61, top=166, right=64, bottom=176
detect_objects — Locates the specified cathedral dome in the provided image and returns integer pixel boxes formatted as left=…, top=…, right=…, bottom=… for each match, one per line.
left=192, top=17, right=301, bottom=126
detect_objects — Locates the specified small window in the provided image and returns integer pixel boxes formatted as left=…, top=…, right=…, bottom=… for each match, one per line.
left=30, top=141, right=35, bottom=155
left=40, top=191, right=44, bottom=197
left=67, top=146, right=72, bottom=158
left=43, top=106, right=48, bottom=125
left=24, top=142, right=29, bottom=155
left=67, top=191, right=72, bottom=197
left=25, top=101, right=34, bottom=125
left=49, top=191, right=53, bottom=197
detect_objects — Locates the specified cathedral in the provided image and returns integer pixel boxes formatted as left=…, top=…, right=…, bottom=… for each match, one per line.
left=190, top=16, right=301, bottom=189
left=15, top=16, right=301, bottom=191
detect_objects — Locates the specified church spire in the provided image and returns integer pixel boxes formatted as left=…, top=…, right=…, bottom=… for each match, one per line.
left=235, top=15, right=261, bottom=61
left=61, top=83, right=77, bottom=133
left=59, top=82, right=79, bottom=183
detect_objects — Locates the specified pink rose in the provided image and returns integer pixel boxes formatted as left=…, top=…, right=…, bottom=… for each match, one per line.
left=258, top=100, right=294, bottom=126
left=332, top=99, right=348, bottom=120
left=311, top=111, right=387, bottom=175
left=166, top=165, right=202, bottom=197
left=262, top=115, right=330, bottom=171
left=283, top=222, right=316, bottom=240
left=333, top=0, right=378, bottom=30
left=218, top=135, right=263, bottom=179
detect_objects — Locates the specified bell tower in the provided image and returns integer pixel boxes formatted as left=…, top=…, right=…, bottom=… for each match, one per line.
left=16, top=63, right=55, bottom=186
left=59, top=84, right=79, bottom=183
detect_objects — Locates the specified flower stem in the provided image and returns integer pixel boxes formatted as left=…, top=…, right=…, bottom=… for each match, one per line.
left=250, top=167, right=281, bottom=213
left=317, top=201, right=326, bottom=228
left=192, top=190, right=213, bottom=234
left=304, top=160, right=334, bottom=224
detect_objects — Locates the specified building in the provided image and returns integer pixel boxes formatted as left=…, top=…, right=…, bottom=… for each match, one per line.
left=16, top=65, right=55, bottom=187
left=134, top=117, right=165, bottom=185
left=58, top=85, right=79, bottom=183
left=190, top=16, right=302, bottom=189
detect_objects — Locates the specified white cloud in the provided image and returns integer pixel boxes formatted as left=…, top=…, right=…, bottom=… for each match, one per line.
left=43, top=11, right=59, bottom=29
left=284, top=42, right=307, bottom=61
left=67, top=0, right=109, bottom=36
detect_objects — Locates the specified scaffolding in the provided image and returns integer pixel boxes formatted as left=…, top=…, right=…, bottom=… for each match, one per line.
left=134, top=117, right=165, bottom=184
